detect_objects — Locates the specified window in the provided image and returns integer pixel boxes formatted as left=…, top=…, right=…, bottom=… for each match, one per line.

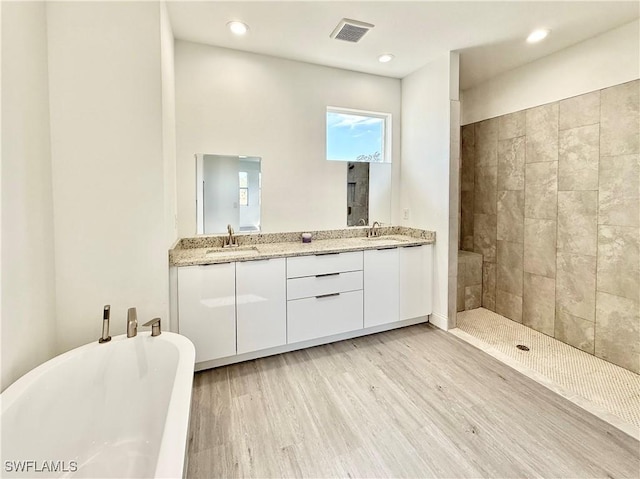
left=326, top=107, right=390, bottom=163
left=239, top=171, right=248, bottom=206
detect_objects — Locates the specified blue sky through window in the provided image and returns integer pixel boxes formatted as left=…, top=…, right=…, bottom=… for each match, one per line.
left=326, top=110, right=385, bottom=162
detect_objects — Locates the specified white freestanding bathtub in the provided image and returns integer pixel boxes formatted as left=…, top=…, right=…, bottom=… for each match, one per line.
left=1, top=332, right=195, bottom=478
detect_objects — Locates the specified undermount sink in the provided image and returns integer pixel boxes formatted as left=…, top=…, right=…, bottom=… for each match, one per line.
left=206, top=246, right=260, bottom=258
left=363, top=236, right=407, bottom=243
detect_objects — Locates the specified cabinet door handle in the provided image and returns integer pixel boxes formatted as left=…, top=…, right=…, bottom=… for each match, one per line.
left=316, top=272, right=339, bottom=278
left=316, top=292, right=340, bottom=299
left=402, top=244, right=422, bottom=248
left=315, top=252, right=339, bottom=256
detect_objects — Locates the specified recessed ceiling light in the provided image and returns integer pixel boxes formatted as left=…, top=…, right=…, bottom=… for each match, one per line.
left=378, top=53, right=394, bottom=63
left=527, top=29, right=550, bottom=43
left=227, top=21, right=249, bottom=36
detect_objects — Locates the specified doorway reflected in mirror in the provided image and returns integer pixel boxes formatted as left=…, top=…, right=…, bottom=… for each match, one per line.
left=196, top=154, right=261, bottom=235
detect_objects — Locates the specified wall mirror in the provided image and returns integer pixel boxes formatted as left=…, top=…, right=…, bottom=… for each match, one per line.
left=196, top=154, right=261, bottom=234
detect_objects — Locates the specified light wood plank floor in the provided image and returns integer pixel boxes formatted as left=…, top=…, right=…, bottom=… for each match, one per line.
left=187, top=324, right=640, bottom=478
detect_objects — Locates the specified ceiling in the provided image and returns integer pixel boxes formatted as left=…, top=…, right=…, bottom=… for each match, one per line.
left=167, top=1, right=640, bottom=90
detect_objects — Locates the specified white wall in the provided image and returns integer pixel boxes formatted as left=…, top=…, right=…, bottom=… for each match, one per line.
left=161, top=1, right=178, bottom=248
left=401, top=52, right=459, bottom=329
left=462, top=19, right=640, bottom=124
left=1, top=2, right=57, bottom=391
left=46, top=2, right=171, bottom=353
left=175, top=41, right=401, bottom=236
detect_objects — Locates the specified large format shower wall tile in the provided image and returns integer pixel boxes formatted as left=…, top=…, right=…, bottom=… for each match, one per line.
left=474, top=165, right=497, bottom=215
left=523, top=273, right=555, bottom=336
left=496, top=290, right=523, bottom=323
left=497, top=190, right=524, bottom=243
left=600, top=80, right=640, bottom=157
left=463, top=254, right=483, bottom=286
left=597, top=225, right=640, bottom=302
left=497, top=240, right=523, bottom=296
left=461, top=125, right=475, bottom=192
left=482, top=262, right=496, bottom=311
left=555, top=309, right=595, bottom=354
left=475, top=118, right=498, bottom=167
left=497, top=137, right=525, bottom=191
left=524, top=218, right=557, bottom=278
left=498, top=110, right=526, bottom=140
left=558, top=124, right=599, bottom=191
left=473, top=213, right=497, bottom=263
left=595, top=291, right=640, bottom=373
left=460, top=190, right=474, bottom=251
left=525, top=161, right=558, bottom=220
left=556, top=252, right=596, bottom=322
left=557, top=191, right=597, bottom=256
left=599, top=154, right=639, bottom=228
left=526, top=103, right=559, bottom=164
left=465, top=285, right=482, bottom=310
left=559, top=90, right=600, bottom=131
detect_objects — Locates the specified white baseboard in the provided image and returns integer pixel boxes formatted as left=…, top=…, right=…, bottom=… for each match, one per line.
left=428, top=312, right=449, bottom=330
left=195, top=315, right=430, bottom=371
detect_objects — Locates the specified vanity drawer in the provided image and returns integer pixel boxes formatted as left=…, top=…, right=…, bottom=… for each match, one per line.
left=286, top=251, right=363, bottom=278
left=287, top=290, right=363, bottom=343
left=287, top=270, right=362, bottom=300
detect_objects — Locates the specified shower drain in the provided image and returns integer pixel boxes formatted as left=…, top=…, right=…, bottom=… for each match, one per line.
left=516, top=344, right=530, bottom=351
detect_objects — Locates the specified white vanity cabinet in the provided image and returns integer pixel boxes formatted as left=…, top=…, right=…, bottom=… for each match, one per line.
left=399, top=244, right=433, bottom=320
left=236, top=258, right=286, bottom=354
left=364, top=248, right=400, bottom=328
left=177, top=263, right=236, bottom=363
left=286, top=251, right=364, bottom=343
left=173, top=240, right=434, bottom=371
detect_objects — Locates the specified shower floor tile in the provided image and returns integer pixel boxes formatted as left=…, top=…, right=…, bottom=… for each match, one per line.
left=452, top=308, right=640, bottom=439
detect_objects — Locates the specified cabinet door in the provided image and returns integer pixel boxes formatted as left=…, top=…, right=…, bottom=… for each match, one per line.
left=236, top=258, right=286, bottom=354
left=364, top=248, right=399, bottom=327
left=177, top=263, right=236, bottom=363
left=399, top=245, right=433, bottom=320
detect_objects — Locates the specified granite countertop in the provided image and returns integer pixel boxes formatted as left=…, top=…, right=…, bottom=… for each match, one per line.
left=169, top=226, right=435, bottom=267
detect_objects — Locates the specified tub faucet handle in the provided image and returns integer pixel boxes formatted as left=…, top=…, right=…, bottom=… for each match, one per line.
left=127, top=307, right=138, bottom=338
left=98, top=304, right=112, bottom=344
left=143, top=317, right=162, bottom=337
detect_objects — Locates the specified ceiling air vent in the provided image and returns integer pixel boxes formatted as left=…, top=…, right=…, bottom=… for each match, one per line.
left=330, top=18, right=374, bottom=43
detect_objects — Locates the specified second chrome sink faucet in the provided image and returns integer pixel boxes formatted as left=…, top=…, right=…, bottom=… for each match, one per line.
left=369, top=221, right=381, bottom=238
left=223, top=223, right=239, bottom=248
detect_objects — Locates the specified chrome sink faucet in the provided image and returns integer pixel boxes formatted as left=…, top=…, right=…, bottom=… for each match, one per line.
left=223, top=224, right=239, bottom=248
left=369, top=221, right=381, bottom=237
left=127, top=307, right=138, bottom=338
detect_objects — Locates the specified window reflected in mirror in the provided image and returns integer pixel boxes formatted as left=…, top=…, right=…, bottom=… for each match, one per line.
left=196, top=154, right=261, bottom=234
